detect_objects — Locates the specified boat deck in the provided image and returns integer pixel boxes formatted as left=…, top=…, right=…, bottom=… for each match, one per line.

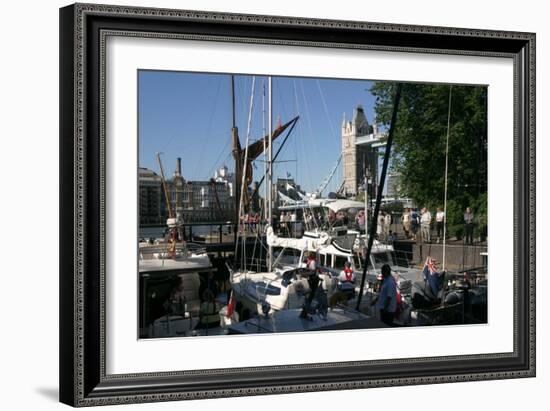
left=228, top=307, right=387, bottom=334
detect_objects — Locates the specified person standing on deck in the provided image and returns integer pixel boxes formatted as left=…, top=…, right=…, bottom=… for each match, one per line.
left=338, top=261, right=356, bottom=300
left=420, top=207, right=432, bottom=243
left=377, top=212, right=386, bottom=241
left=370, top=264, right=397, bottom=326
left=464, top=207, right=475, bottom=245
left=305, top=252, right=317, bottom=273
left=401, top=208, right=411, bottom=239
left=410, top=208, right=419, bottom=241
left=384, top=212, right=392, bottom=241
left=357, top=211, right=366, bottom=234
left=436, top=207, right=445, bottom=243
left=290, top=210, right=297, bottom=236
left=284, top=211, right=291, bottom=236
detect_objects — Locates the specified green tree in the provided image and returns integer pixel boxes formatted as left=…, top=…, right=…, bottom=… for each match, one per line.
left=370, top=82, right=487, bottom=227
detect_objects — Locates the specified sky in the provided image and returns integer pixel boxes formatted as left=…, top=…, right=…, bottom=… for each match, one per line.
left=138, top=71, right=379, bottom=193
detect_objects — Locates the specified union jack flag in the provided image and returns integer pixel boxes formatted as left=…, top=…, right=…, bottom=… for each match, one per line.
left=425, top=257, right=438, bottom=275
left=423, top=256, right=442, bottom=296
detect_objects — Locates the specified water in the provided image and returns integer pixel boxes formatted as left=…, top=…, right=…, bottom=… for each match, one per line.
left=139, top=225, right=227, bottom=240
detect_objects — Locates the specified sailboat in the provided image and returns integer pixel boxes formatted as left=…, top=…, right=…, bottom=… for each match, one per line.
left=228, top=75, right=322, bottom=317
left=226, top=76, right=386, bottom=333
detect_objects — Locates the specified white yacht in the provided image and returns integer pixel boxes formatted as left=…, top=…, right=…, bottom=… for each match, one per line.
left=229, top=226, right=338, bottom=316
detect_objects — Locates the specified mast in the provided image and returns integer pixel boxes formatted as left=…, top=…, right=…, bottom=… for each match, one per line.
left=173, top=157, right=185, bottom=241
left=363, top=152, right=368, bottom=235
left=236, top=76, right=257, bottom=269
left=262, top=81, right=267, bottom=222
left=442, top=85, right=453, bottom=272
left=231, top=75, right=240, bottom=249
left=156, top=152, right=173, bottom=219
left=267, top=77, right=273, bottom=271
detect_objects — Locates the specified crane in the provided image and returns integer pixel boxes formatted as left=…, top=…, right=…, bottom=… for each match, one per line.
left=314, top=153, right=342, bottom=197
left=155, top=152, right=173, bottom=219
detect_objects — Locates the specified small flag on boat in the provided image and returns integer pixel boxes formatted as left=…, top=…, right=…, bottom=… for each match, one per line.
left=423, top=257, right=443, bottom=297
left=226, top=291, right=236, bottom=318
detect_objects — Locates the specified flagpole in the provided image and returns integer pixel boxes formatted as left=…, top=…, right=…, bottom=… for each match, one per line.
left=442, top=85, right=452, bottom=272
left=262, top=81, right=267, bottom=222
left=267, top=76, right=273, bottom=271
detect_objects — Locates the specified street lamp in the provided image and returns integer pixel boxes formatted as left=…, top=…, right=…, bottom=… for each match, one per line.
left=360, top=167, right=373, bottom=232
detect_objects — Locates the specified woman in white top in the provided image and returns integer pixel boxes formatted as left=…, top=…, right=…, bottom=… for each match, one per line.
left=401, top=208, right=411, bottom=239
left=377, top=213, right=386, bottom=240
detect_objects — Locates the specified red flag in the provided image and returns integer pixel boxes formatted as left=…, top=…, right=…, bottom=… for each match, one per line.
left=226, top=291, right=235, bottom=318
left=394, top=291, right=403, bottom=319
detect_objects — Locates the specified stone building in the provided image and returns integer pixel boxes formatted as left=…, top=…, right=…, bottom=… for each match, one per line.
left=138, top=161, right=236, bottom=225
left=341, top=105, right=387, bottom=196
left=138, top=167, right=164, bottom=225
left=168, top=162, right=235, bottom=222
left=213, top=164, right=235, bottom=197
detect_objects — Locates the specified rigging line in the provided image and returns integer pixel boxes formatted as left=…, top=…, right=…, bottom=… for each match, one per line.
left=274, top=80, right=289, bottom=182
left=267, top=76, right=273, bottom=271
left=206, top=137, right=231, bottom=179
left=235, top=76, right=257, bottom=267
left=316, top=79, right=337, bottom=138
left=243, top=78, right=258, bottom=271
left=275, top=79, right=290, bottom=124
left=298, top=80, right=316, bottom=192
left=442, top=85, right=453, bottom=272
left=295, top=82, right=310, bottom=181
left=293, top=80, right=300, bottom=184
left=239, top=76, right=248, bottom=128
left=191, top=75, right=223, bottom=180
left=249, top=192, right=270, bottom=270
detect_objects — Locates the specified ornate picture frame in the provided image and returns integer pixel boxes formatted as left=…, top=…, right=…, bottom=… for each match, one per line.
left=59, top=3, right=535, bottom=406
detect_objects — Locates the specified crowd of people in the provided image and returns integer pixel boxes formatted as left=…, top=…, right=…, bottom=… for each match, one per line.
left=239, top=212, right=263, bottom=233
left=399, top=206, right=478, bottom=245
left=239, top=204, right=480, bottom=246
left=301, top=252, right=398, bottom=326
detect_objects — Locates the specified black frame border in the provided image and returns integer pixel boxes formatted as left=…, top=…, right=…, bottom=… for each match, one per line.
left=59, top=3, right=535, bottom=407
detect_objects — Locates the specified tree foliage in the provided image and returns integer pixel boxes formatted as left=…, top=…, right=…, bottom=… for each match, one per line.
left=370, top=82, right=488, bottom=226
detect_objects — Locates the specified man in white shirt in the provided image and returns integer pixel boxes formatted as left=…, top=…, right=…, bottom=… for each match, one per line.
left=420, top=207, right=432, bottom=243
